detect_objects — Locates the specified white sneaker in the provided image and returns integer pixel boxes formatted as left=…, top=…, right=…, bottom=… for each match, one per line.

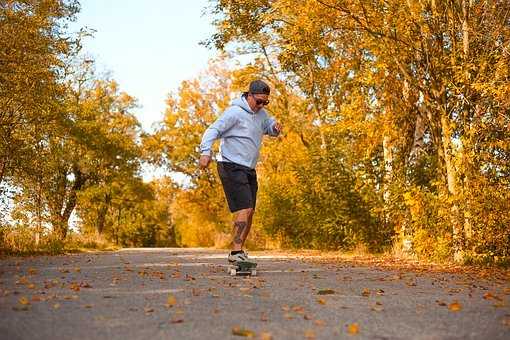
left=228, top=250, right=248, bottom=263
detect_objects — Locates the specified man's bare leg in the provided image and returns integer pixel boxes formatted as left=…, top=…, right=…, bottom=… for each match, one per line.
left=240, top=209, right=254, bottom=248
left=232, top=208, right=253, bottom=251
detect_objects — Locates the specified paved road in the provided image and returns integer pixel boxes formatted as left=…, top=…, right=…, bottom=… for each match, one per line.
left=0, top=248, right=509, bottom=339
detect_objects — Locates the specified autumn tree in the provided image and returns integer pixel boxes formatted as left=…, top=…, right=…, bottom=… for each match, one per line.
left=144, top=58, right=237, bottom=247
left=206, top=0, right=510, bottom=260
left=0, top=0, right=80, bottom=191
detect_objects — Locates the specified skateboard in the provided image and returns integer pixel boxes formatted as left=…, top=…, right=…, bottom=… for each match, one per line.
left=228, top=261, right=257, bottom=276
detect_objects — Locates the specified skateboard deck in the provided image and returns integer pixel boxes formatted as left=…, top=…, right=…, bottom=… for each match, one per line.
left=228, top=261, right=257, bottom=276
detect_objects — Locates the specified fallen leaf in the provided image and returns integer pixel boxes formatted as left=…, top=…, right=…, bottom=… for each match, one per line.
left=28, top=268, right=38, bottom=275
left=292, top=305, right=305, bottom=314
left=144, top=307, right=154, bottom=313
left=361, top=288, right=370, bottom=297
left=317, top=298, right=326, bottom=305
left=436, top=300, right=447, bottom=306
left=53, top=303, right=60, bottom=309
left=347, top=323, right=359, bottom=335
left=27, top=284, right=36, bottom=289
left=448, top=301, right=462, bottom=312
left=18, top=297, right=30, bottom=305
left=16, top=276, right=29, bottom=285
left=483, top=292, right=502, bottom=301
left=170, top=318, right=184, bottom=324
left=260, top=332, right=273, bottom=340
left=304, top=329, right=316, bottom=339
left=317, top=289, right=335, bottom=295
left=231, top=326, right=255, bottom=337
left=69, top=283, right=80, bottom=292
left=166, top=294, right=177, bottom=307
left=63, top=295, right=79, bottom=300
left=314, top=319, right=326, bottom=326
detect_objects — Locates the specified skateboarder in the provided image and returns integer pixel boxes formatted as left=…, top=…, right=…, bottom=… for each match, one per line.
left=199, top=80, right=282, bottom=264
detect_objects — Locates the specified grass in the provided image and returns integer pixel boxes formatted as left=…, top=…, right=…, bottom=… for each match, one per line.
left=0, top=227, right=118, bottom=256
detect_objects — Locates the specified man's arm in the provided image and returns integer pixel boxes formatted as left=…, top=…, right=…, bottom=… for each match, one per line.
left=199, top=109, right=237, bottom=168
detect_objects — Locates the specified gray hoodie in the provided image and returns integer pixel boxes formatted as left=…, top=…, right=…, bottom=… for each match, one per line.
left=199, top=95, right=279, bottom=169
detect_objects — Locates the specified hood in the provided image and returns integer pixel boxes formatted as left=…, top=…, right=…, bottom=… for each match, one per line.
left=231, top=95, right=255, bottom=114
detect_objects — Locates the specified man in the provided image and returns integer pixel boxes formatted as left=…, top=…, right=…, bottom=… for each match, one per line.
left=199, top=80, right=282, bottom=264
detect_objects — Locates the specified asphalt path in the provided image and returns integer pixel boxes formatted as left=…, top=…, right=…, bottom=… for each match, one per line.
left=0, top=248, right=509, bottom=339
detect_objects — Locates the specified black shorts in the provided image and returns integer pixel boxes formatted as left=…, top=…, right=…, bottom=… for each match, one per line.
left=217, top=161, right=258, bottom=213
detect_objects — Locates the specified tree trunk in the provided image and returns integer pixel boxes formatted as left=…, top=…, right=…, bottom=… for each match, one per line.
left=51, top=165, right=87, bottom=241
left=96, top=192, right=111, bottom=234
left=382, top=133, right=393, bottom=222
left=440, top=114, right=464, bottom=262
left=410, top=108, right=426, bottom=163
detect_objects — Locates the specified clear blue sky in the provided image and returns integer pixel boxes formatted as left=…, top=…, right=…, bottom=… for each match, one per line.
left=72, top=0, right=218, bottom=131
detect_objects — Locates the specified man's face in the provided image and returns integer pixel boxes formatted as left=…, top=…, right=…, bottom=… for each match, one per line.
left=248, top=93, right=270, bottom=112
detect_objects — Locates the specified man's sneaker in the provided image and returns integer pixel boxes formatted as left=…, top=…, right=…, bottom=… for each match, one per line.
left=228, top=250, right=249, bottom=263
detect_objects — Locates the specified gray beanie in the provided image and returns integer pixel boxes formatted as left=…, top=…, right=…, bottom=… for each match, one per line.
left=248, top=80, right=270, bottom=95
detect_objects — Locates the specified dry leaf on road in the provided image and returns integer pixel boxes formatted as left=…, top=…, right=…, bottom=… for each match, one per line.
left=231, top=326, right=255, bottom=337
left=347, top=323, right=359, bottom=335
left=260, top=332, right=272, bottom=340
left=448, top=301, right=462, bottom=312
left=304, top=329, right=316, bottom=338
left=18, top=297, right=30, bottom=305
left=317, top=298, right=326, bottom=305
left=166, top=294, right=177, bottom=307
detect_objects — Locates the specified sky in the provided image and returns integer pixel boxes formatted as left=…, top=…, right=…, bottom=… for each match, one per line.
left=71, top=0, right=219, bottom=132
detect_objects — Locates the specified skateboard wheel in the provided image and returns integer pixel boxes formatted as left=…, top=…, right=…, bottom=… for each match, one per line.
left=251, top=269, right=256, bottom=276
left=230, top=268, right=237, bottom=276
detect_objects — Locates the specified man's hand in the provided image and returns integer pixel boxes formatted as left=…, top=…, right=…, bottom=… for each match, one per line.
left=274, top=122, right=283, bottom=134
left=199, top=155, right=211, bottom=169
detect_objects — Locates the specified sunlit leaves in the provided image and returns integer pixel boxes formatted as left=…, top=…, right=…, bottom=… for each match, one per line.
left=205, top=0, right=510, bottom=260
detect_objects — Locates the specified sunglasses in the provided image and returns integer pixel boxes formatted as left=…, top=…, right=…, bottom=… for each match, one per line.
left=251, top=94, right=270, bottom=106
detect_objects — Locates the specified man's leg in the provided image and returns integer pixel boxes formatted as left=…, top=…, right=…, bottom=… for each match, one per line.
left=240, top=209, right=254, bottom=248
left=232, top=208, right=253, bottom=251
left=240, top=168, right=257, bottom=249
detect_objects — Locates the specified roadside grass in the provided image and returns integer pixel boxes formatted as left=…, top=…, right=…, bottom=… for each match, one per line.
left=0, top=228, right=118, bottom=256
